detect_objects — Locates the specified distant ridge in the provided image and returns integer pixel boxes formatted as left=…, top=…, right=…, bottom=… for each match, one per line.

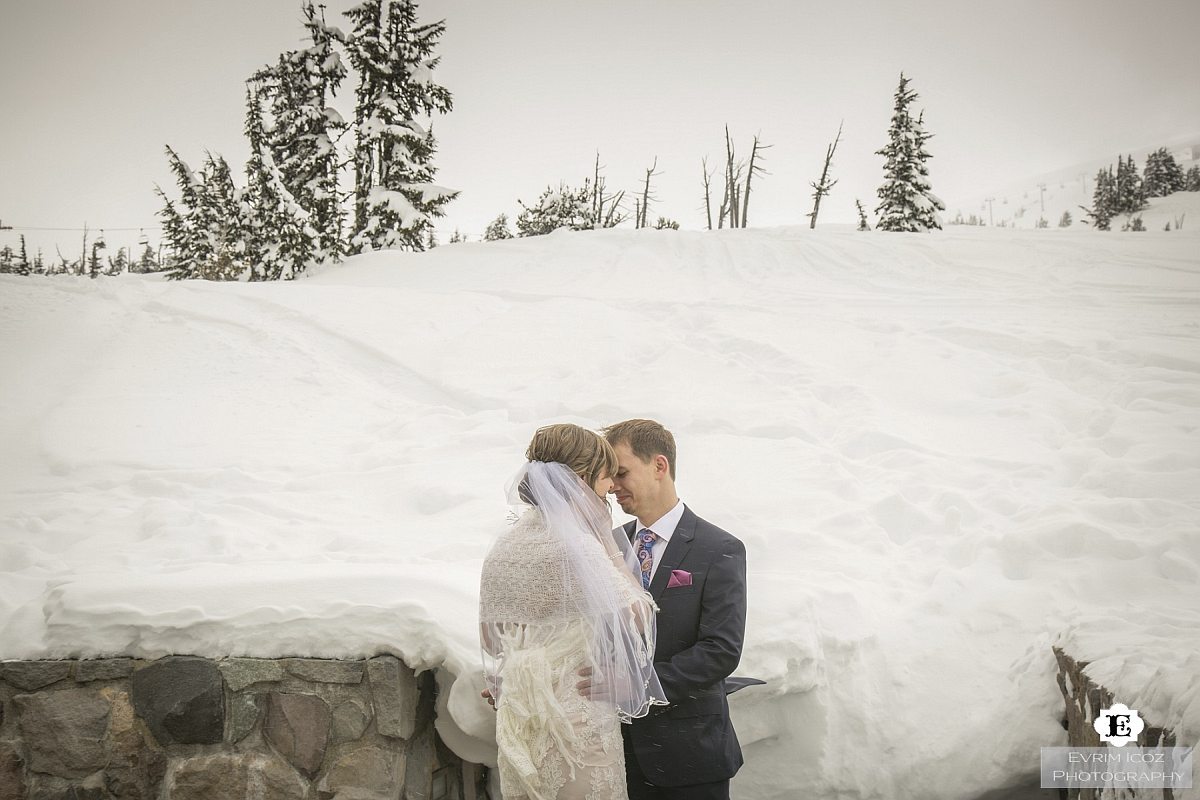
left=946, top=133, right=1200, bottom=229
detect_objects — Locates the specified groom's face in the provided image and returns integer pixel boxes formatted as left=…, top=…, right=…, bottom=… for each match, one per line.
left=610, top=441, right=658, bottom=517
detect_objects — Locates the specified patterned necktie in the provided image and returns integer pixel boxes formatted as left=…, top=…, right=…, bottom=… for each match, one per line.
left=636, top=529, right=657, bottom=590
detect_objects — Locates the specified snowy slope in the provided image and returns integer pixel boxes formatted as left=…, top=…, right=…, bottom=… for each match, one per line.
left=946, top=136, right=1200, bottom=230
left=3, top=217, right=1200, bottom=799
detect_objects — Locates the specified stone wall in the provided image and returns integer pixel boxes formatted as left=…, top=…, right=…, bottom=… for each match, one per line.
left=0, top=655, right=488, bottom=800
left=1053, top=646, right=1178, bottom=800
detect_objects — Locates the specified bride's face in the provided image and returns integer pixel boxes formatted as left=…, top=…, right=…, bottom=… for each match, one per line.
left=591, top=473, right=614, bottom=498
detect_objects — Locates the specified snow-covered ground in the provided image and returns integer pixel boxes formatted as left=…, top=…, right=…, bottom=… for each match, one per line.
left=2, top=210, right=1199, bottom=799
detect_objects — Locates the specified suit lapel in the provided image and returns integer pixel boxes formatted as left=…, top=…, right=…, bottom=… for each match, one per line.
left=648, top=505, right=696, bottom=601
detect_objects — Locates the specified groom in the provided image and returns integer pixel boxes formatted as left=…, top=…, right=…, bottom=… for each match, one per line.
left=598, top=419, right=748, bottom=800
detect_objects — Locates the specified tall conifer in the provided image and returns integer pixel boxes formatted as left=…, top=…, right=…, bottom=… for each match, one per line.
left=344, top=0, right=457, bottom=252
left=1084, top=167, right=1116, bottom=230
left=1114, top=154, right=1145, bottom=215
left=875, top=74, right=944, bottom=232
left=254, top=2, right=347, bottom=266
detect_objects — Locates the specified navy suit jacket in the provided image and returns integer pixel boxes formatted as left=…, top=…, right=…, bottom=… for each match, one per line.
left=622, top=505, right=747, bottom=787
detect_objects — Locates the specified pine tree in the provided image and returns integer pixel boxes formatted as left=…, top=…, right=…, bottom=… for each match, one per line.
left=199, top=153, right=252, bottom=280
left=137, top=241, right=159, bottom=273
left=243, top=86, right=315, bottom=280
left=654, top=217, right=680, bottom=230
left=253, top=2, right=348, bottom=266
left=875, top=73, right=944, bottom=232
left=156, top=147, right=209, bottom=279
left=1083, top=166, right=1116, bottom=230
left=483, top=213, right=513, bottom=241
left=16, top=235, right=31, bottom=276
left=1114, top=154, right=1145, bottom=215
left=1186, top=165, right=1200, bottom=191
left=1142, top=147, right=1185, bottom=198
left=516, top=182, right=596, bottom=236
left=1058, top=210, right=1072, bottom=228
left=88, top=233, right=107, bottom=279
left=0, top=246, right=14, bottom=274
left=107, top=247, right=130, bottom=275
left=344, top=0, right=457, bottom=252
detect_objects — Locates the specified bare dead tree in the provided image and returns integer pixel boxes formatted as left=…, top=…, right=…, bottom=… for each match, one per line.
left=589, top=151, right=627, bottom=228
left=701, top=157, right=716, bottom=230
left=855, top=199, right=871, bottom=231
left=590, top=152, right=605, bottom=225
left=741, top=134, right=771, bottom=228
left=723, top=126, right=740, bottom=228
left=637, top=157, right=661, bottom=229
left=55, top=245, right=70, bottom=275
left=807, top=121, right=842, bottom=229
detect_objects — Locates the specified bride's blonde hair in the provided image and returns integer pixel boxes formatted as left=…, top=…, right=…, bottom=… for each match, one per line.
left=526, top=423, right=619, bottom=489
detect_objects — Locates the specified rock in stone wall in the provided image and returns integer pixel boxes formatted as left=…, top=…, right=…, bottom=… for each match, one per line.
left=1052, top=646, right=1177, bottom=800
left=0, top=655, right=486, bottom=800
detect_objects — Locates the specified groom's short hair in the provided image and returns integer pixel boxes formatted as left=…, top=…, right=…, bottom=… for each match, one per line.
left=602, top=419, right=677, bottom=480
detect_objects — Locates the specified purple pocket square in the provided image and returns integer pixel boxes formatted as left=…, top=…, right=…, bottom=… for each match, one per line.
left=666, top=569, right=692, bottom=588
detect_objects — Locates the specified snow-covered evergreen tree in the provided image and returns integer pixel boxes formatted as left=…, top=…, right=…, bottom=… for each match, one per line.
left=1142, top=147, right=1185, bottom=198
left=137, top=241, right=159, bottom=273
left=157, top=147, right=208, bottom=279
left=199, top=153, right=253, bottom=280
left=1058, top=210, right=1072, bottom=228
left=516, top=182, right=597, bottom=236
left=1083, top=166, right=1116, bottom=230
left=874, top=74, right=943, bottom=232
left=243, top=86, right=317, bottom=281
left=344, top=0, right=457, bottom=252
left=107, top=247, right=130, bottom=275
left=16, top=235, right=31, bottom=276
left=253, top=2, right=348, bottom=266
left=1186, top=165, right=1200, bottom=192
left=1114, top=154, right=1145, bottom=215
left=87, top=234, right=107, bottom=279
left=483, top=213, right=513, bottom=241
left=155, top=147, right=249, bottom=280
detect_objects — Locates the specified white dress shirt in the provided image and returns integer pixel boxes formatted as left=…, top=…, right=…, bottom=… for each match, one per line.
left=635, top=499, right=685, bottom=583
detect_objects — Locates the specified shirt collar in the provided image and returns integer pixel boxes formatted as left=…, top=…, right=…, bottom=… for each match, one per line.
left=636, top=499, right=685, bottom=543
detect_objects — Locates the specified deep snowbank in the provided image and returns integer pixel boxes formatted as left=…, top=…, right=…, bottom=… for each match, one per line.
left=2, top=220, right=1198, bottom=798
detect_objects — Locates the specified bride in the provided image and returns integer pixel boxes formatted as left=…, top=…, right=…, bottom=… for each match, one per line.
left=479, top=424, right=667, bottom=800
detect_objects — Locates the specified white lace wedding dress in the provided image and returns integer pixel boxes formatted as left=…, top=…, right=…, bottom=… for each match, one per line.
left=480, top=509, right=655, bottom=800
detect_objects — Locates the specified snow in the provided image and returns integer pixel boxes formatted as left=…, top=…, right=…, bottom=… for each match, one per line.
left=364, top=185, right=423, bottom=227
left=3, top=218, right=1199, bottom=798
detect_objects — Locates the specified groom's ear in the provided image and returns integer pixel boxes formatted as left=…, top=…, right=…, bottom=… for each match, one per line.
left=653, top=454, right=670, bottom=479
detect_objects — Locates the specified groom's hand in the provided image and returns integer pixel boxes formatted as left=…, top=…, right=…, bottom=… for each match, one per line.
left=480, top=687, right=496, bottom=710
left=576, top=666, right=612, bottom=702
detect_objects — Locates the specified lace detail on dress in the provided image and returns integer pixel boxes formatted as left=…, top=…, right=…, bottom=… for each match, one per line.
left=481, top=511, right=649, bottom=800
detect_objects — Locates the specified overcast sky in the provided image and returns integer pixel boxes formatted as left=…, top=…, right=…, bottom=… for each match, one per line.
left=3, top=0, right=1199, bottom=257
